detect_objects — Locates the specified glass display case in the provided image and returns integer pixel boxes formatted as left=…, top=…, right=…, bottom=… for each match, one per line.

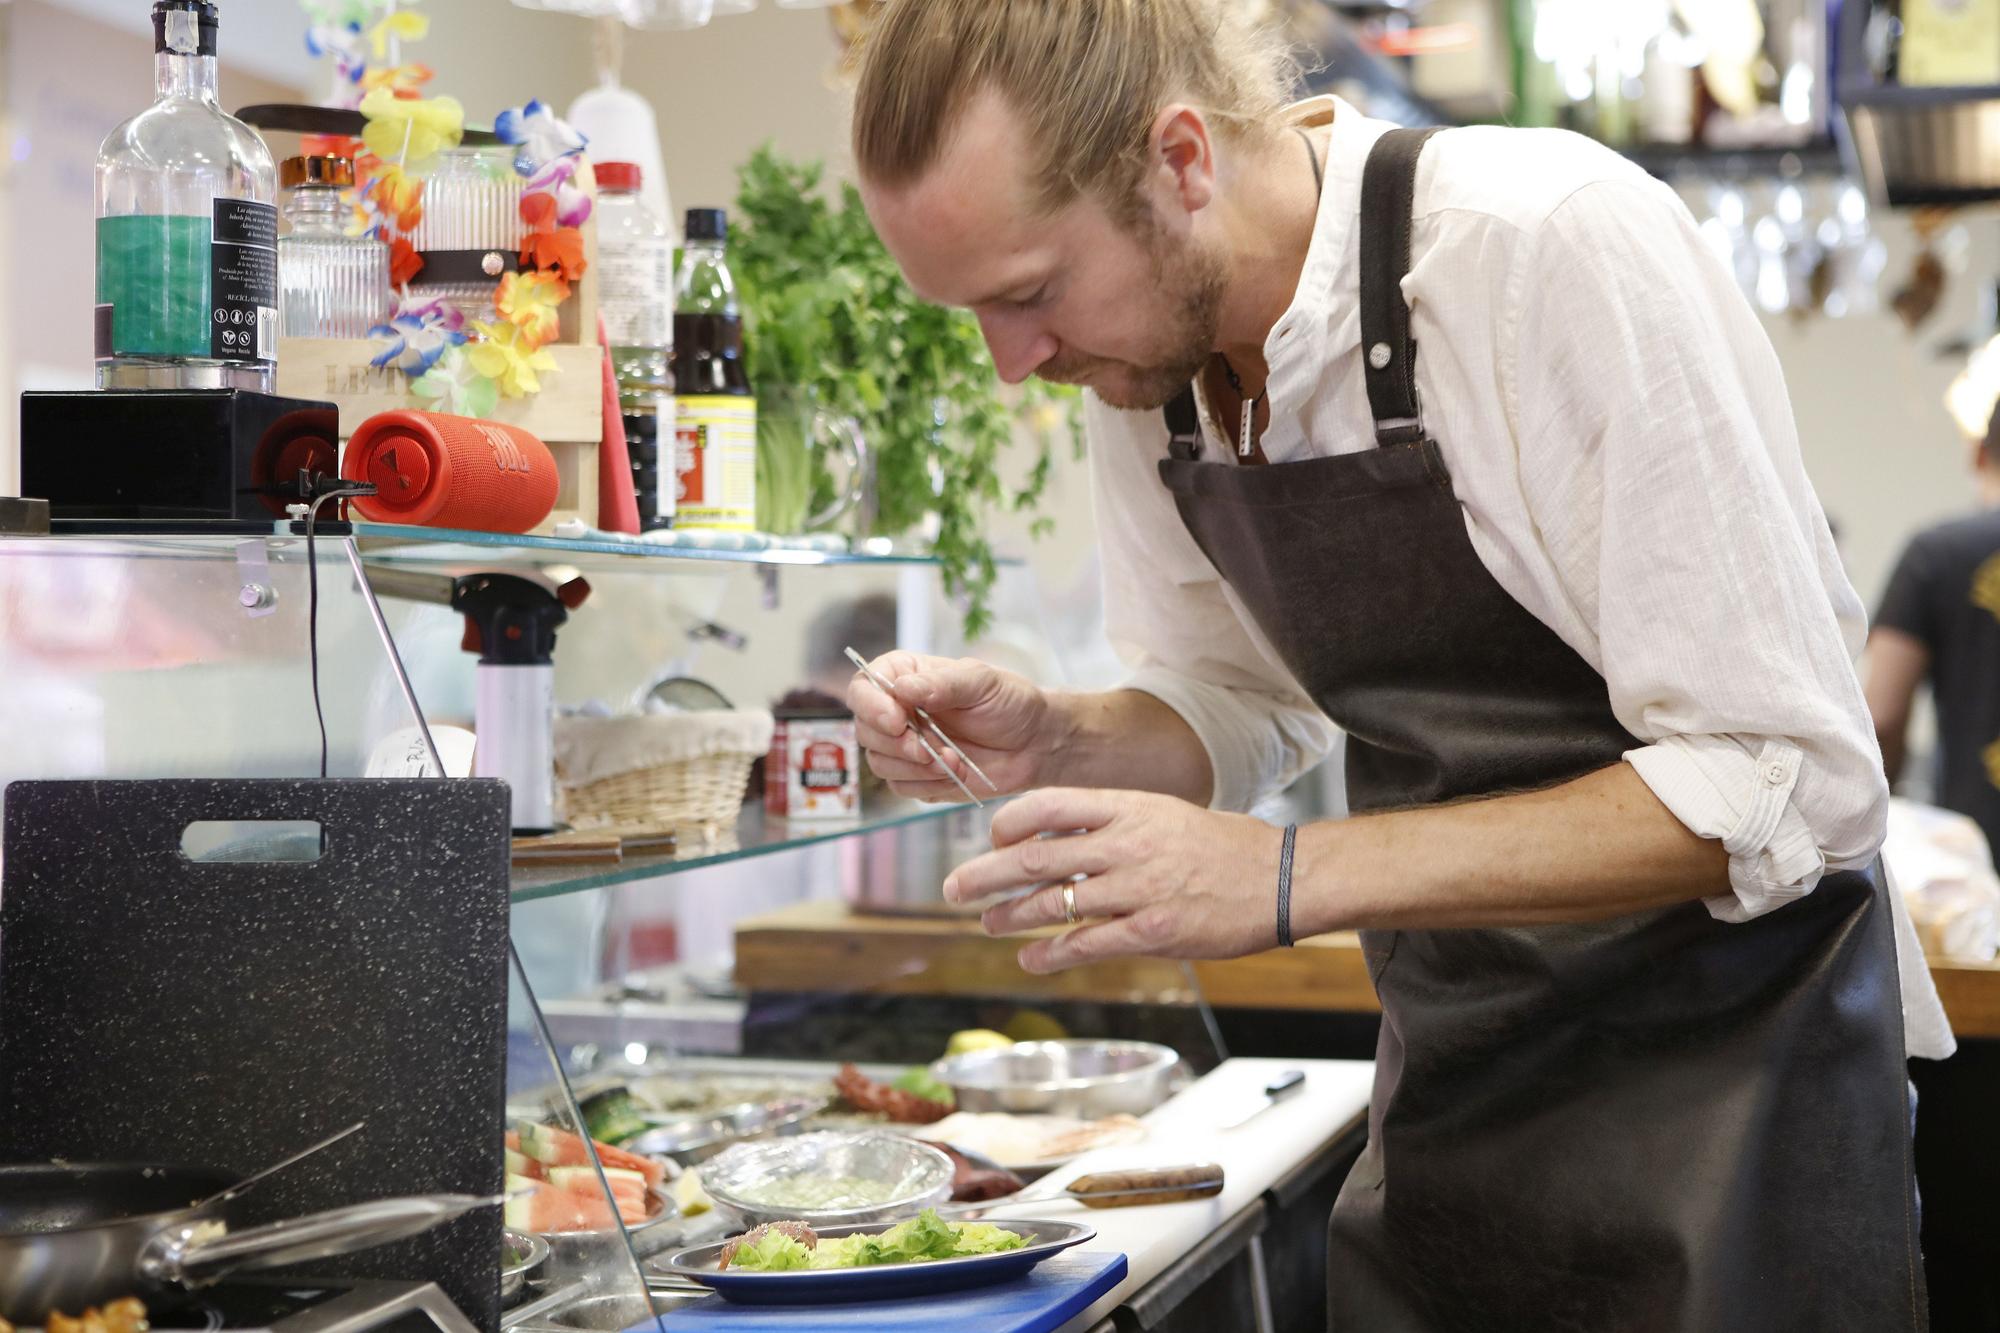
left=0, top=527, right=1233, bottom=1332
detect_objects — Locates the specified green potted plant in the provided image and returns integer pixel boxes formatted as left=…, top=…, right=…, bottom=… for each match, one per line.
left=731, top=146, right=1079, bottom=637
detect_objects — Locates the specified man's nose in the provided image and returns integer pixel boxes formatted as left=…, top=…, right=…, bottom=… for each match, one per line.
left=976, top=309, right=1057, bottom=386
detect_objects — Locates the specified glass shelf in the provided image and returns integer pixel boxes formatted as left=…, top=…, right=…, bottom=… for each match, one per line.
left=346, top=522, right=956, bottom=572
left=17, top=525, right=980, bottom=573
left=510, top=798, right=973, bottom=902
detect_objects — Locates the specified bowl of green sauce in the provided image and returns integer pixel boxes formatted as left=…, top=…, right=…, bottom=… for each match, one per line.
left=701, top=1131, right=955, bottom=1230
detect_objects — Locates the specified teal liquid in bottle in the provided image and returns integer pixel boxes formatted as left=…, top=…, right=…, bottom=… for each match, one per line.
left=96, top=214, right=212, bottom=360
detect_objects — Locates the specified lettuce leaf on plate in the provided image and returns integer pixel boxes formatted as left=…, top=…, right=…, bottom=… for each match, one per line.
left=809, top=1211, right=1028, bottom=1268
left=726, top=1230, right=814, bottom=1271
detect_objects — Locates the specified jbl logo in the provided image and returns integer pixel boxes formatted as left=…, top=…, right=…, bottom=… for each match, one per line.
left=475, top=423, right=534, bottom=474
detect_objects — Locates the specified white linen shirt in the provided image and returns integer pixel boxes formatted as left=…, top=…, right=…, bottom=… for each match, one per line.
left=1091, top=98, right=1891, bottom=928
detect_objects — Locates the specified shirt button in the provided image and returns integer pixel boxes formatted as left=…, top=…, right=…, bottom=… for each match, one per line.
left=1369, top=343, right=1393, bottom=370
left=1764, top=761, right=1788, bottom=785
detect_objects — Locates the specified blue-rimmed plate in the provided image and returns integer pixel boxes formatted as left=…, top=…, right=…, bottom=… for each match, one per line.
left=650, top=1218, right=1097, bottom=1305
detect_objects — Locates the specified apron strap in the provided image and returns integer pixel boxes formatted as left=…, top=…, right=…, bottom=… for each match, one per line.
left=1164, top=387, right=1203, bottom=461
left=1360, top=127, right=1442, bottom=448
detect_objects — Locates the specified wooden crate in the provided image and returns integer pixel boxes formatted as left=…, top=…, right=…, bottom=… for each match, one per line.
left=272, top=164, right=607, bottom=534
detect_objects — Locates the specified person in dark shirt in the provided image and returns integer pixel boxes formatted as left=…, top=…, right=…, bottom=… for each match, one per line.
left=1866, top=407, right=2000, bottom=853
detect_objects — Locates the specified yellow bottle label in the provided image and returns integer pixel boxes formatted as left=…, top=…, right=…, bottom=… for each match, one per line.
left=674, top=395, right=758, bottom=532
left=1901, top=0, right=2000, bottom=87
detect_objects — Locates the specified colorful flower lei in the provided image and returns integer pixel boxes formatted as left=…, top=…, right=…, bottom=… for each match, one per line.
left=302, top=3, right=593, bottom=413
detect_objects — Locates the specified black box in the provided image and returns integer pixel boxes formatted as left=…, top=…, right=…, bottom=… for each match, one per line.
left=20, top=389, right=340, bottom=529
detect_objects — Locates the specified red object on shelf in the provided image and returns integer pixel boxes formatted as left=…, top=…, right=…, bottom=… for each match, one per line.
left=595, top=161, right=641, bottom=192
left=595, top=313, right=642, bottom=534
left=341, top=409, right=559, bottom=533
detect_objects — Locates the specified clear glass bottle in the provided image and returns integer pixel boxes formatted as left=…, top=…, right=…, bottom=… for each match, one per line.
left=278, top=156, right=389, bottom=340
left=95, top=0, right=278, bottom=391
left=597, top=161, right=677, bottom=530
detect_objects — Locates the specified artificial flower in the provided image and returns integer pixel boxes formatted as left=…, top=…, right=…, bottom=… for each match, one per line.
left=393, top=292, right=467, bottom=338
left=525, top=154, right=593, bottom=229
left=302, top=132, right=365, bottom=161
left=467, top=320, right=559, bottom=399
left=303, top=18, right=367, bottom=62
left=361, top=162, right=424, bottom=233
left=304, top=20, right=369, bottom=106
left=367, top=297, right=466, bottom=377
left=387, top=234, right=424, bottom=287
left=359, top=86, right=463, bottom=168
left=493, top=99, right=588, bottom=179
left=496, top=270, right=570, bottom=349
left=367, top=9, right=429, bottom=60
left=520, top=227, right=587, bottom=282
left=412, top=345, right=499, bottom=420
left=519, top=191, right=558, bottom=232
left=360, top=61, right=433, bottom=97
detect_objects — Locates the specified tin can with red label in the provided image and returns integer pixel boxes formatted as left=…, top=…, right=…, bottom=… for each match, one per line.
left=765, top=707, right=859, bottom=820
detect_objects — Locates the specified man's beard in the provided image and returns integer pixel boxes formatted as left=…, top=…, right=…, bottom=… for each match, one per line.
left=1034, top=228, right=1226, bottom=412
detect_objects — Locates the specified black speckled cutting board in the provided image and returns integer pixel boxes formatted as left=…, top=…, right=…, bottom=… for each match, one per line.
left=0, top=779, right=512, bottom=1331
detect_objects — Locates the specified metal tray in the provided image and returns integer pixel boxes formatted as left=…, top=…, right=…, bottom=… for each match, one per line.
left=652, top=1218, right=1096, bottom=1305
left=623, top=1092, right=827, bottom=1164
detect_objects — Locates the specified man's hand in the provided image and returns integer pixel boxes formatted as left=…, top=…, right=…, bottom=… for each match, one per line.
left=848, top=652, right=1065, bottom=801
left=942, top=787, right=1284, bottom=973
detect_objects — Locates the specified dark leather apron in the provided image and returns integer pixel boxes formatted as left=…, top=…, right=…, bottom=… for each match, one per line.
left=1157, top=128, right=1924, bottom=1332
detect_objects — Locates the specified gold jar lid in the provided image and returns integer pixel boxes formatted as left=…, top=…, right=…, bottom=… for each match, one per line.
left=280, top=155, right=356, bottom=190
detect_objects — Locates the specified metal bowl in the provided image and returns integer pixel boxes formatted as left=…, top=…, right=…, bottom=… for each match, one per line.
left=622, top=1093, right=827, bottom=1165
left=501, top=1229, right=550, bottom=1307
left=700, top=1131, right=954, bottom=1230
left=931, top=1039, right=1180, bottom=1117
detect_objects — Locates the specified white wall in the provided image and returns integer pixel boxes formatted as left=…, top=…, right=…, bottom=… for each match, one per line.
left=1759, top=214, right=1997, bottom=607
left=617, top=4, right=856, bottom=222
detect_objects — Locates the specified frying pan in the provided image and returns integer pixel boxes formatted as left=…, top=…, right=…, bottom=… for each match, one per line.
left=0, top=1164, right=495, bottom=1323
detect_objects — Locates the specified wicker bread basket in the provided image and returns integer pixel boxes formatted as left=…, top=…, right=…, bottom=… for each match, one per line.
left=554, top=710, right=775, bottom=842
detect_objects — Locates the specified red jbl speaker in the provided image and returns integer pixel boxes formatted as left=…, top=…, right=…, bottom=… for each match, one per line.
left=342, top=410, right=560, bottom=533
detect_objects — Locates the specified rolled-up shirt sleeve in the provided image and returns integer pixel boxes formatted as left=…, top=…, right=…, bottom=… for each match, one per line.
left=1511, top=177, right=1889, bottom=921
left=1085, top=395, right=1339, bottom=812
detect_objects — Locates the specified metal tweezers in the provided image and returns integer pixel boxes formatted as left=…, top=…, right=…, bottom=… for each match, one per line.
left=846, top=647, right=1001, bottom=807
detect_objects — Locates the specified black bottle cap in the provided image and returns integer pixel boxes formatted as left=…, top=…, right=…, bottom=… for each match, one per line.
left=154, top=0, right=219, bottom=56
left=684, top=208, right=729, bottom=243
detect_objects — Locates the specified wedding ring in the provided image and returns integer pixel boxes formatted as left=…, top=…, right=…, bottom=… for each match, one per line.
left=1060, top=881, right=1080, bottom=925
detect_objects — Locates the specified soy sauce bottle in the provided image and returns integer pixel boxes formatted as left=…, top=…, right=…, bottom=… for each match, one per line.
left=670, top=208, right=756, bottom=533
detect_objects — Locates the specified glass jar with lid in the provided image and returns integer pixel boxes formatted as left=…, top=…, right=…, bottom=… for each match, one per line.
left=277, top=155, right=390, bottom=340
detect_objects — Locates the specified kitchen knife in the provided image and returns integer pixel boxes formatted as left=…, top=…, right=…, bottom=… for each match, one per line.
left=939, top=1164, right=1225, bottom=1218
left=1216, top=1069, right=1307, bottom=1130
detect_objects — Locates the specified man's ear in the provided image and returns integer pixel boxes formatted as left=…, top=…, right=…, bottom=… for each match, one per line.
left=1144, top=103, right=1216, bottom=219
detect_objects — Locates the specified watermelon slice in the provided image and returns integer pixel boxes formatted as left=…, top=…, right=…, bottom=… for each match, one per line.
left=547, top=1166, right=649, bottom=1223
left=507, top=1178, right=617, bottom=1233
left=504, top=1148, right=544, bottom=1181
left=590, top=1141, right=668, bottom=1192
left=516, top=1123, right=668, bottom=1191
left=503, top=1172, right=545, bottom=1231
left=548, top=1165, right=644, bottom=1192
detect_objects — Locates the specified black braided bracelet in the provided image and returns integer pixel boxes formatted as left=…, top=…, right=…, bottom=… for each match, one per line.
left=1277, top=823, right=1299, bottom=948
